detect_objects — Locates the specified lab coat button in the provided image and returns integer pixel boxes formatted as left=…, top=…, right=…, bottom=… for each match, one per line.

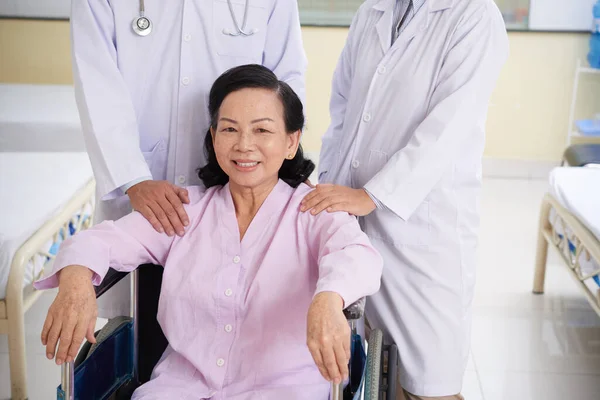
left=233, top=256, right=241, bottom=264
left=363, top=113, right=371, bottom=122
left=225, top=289, right=233, bottom=297
left=225, top=324, right=233, bottom=333
left=352, top=160, right=360, bottom=169
left=178, top=175, right=186, bottom=184
left=217, top=358, right=225, bottom=367
left=181, top=77, right=190, bottom=85
left=377, top=66, right=386, bottom=74
left=184, top=34, right=191, bottom=42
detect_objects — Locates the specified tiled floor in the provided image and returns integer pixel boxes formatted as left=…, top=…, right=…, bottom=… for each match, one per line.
left=1, top=178, right=599, bottom=399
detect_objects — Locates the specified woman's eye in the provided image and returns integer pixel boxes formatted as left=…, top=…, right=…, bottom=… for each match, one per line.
left=256, top=128, right=271, bottom=133
left=222, top=127, right=236, bottom=132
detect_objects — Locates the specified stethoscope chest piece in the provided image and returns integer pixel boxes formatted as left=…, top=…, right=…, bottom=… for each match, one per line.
left=132, top=16, right=153, bottom=36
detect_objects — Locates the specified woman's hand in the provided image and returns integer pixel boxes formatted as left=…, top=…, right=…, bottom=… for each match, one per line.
left=41, top=265, right=98, bottom=365
left=300, top=184, right=376, bottom=216
left=127, top=180, right=190, bottom=237
left=307, top=292, right=350, bottom=384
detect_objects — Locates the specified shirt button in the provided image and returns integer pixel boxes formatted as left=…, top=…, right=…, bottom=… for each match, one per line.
left=233, top=255, right=241, bottom=264
left=363, top=113, right=371, bottom=122
left=377, top=66, right=386, bottom=74
left=177, top=175, right=186, bottom=184
left=184, top=33, right=191, bottom=42
left=225, top=324, right=233, bottom=333
left=181, top=77, right=190, bottom=85
left=352, top=160, right=360, bottom=169
left=225, top=288, right=233, bottom=297
left=216, top=358, right=225, bottom=367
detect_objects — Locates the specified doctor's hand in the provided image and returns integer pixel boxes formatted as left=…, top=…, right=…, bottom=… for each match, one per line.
left=300, top=184, right=376, bottom=216
left=42, top=265, right=97, bottom=365
left=127, top=180, right=190, bottom=237
left=307, top=292, right=350, bottom=385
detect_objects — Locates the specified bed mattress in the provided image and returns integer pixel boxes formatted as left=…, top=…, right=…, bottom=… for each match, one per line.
left=548, top=167, right=600, bottom=288
left=0, top=152, right=93, bottom=299
left=0, top=84, right=85, bottom=152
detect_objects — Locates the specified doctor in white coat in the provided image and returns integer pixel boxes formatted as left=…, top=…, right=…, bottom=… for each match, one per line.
left=72, top=0, right=306, bottom=317
left=301, top=0, right=508, bottom=398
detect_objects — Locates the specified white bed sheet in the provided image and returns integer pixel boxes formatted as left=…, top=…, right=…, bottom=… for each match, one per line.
left=549, top=167, right=600, bottom=240
left=0, top=152, right=93, bottom=299
left=0, top=84, right=85, bottom=152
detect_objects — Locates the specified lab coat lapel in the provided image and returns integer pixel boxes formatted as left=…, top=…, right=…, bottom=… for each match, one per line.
left=391, top=0, right=454, bottom=48
left=373, top=0, right=394, bottom=53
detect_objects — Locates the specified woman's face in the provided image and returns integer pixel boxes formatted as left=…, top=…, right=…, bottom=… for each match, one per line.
left=211, top=88, right=300, bottom=190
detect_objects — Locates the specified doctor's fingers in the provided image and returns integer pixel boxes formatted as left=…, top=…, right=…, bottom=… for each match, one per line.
left=156, top=196, right=186, bottom=236
left=165, top=190, right=190, bottom=227
left=302, top=184, right=335, bottom=204
left=137, top=205, right=165, bottom=234
left=147, top=202, right=177, bottom=237
left=174, top=186, right=190, bottom=204
left=308, top=195, right=347, bottom=216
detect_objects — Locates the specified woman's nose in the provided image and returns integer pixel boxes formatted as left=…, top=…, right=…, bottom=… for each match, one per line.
left=236, top=130, right=254, bottom=150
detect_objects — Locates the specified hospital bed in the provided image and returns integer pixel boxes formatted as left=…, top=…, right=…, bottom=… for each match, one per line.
left=0, top=83, right=86, bottom=152
left=57, top=267, right=399, bottom=400
left=533, top=166, right=600, bottom=317
left=0, top=152, right=95, bottom=400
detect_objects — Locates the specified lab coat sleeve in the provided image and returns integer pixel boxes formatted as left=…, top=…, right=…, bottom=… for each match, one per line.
left=262, top=0, right=307, bottom=105
left=33, top=212, right=175, bottom=290
left=364, top=3, right=509, bottom=220
left=302, top=209, right=383, bottom=307
left=318, top=13, right=360, bottom=181
left=71, top=0, right=151, bottom=200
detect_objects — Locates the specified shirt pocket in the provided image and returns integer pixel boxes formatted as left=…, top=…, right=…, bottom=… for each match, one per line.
left=213, top=0, right=269, bottom=62
left=142, top=139, right=168, bottom=181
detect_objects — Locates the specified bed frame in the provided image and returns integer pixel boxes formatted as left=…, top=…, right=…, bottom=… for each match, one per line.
left=533, top=193, right=600, bottom=316
left=0, top=179, right=95, bottom=400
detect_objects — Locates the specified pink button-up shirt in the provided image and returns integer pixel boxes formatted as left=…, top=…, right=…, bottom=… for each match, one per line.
left=35, top=180, right=382, bottom=400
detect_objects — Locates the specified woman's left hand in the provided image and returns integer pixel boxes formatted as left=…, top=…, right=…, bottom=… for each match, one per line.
left=301, top=184, right=376, bottom=216
left=307, top=292, right=351, bottom=384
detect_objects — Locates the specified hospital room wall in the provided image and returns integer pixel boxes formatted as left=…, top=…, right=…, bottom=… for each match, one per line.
left=1, top=19, right=597, bottom=163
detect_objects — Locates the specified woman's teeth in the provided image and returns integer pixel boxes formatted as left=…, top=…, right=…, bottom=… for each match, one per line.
left=236, top=162, right=258, bottom=167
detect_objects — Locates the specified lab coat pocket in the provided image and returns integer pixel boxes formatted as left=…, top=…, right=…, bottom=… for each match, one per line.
left=363, top=150, right=432, bottom=246
left=142, top=139, right=168, bottom=181
left=213, top=0, right=269, bottom=61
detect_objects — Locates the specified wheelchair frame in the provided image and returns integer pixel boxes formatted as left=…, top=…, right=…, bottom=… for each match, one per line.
left=59, top=269, right=398, bottom=400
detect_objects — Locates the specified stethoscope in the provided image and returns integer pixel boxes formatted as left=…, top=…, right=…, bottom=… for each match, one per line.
left=132, top=0, right=258, bottom=37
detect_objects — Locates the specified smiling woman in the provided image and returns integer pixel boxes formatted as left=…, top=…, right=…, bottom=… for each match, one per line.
left=198, top=64, right=314, bottom=189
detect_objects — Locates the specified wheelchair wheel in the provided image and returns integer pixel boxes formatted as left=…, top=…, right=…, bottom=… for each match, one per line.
left=364, top=329, right=383, bottom=400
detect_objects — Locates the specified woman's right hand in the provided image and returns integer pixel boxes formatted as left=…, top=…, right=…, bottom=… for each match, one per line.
left=41, top=265, right=98, bottom=365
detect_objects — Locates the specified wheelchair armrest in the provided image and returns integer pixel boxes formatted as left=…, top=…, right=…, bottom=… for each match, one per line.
left=95, top=269, right=130, bottom=298
left=343, top=298, right=365, bottom=321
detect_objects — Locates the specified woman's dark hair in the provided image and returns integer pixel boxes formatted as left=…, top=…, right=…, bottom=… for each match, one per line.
left=198, top=64, right=315, bottom=188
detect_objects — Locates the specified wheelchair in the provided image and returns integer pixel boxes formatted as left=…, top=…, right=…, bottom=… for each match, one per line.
left=57, top=266, right=398, bottom=400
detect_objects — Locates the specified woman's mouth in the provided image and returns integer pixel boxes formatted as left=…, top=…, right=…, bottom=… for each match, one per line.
left=233, top=160, right=260, bottom=171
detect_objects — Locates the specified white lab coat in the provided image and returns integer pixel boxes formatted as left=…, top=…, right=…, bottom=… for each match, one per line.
left=318, top=0, right=508, bottom=396
left=72, top=0, right=306, bottom=316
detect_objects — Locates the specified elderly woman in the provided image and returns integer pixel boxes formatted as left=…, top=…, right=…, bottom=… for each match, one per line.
left=35, top=65, right=382, bottom=400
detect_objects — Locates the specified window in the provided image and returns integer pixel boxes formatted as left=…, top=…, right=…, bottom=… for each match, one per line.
left=298, top=0, right=364, bottom=26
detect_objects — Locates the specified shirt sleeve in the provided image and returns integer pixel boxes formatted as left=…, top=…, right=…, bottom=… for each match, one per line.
left=301, top=208, right=383, bottom=308
left=364, top=2, right=509, bottom=220
left=33, top=211, right=175, bottom=290
left=71, top=0, right=152, bottom=200
left=261, top=0, right=307, bottom=105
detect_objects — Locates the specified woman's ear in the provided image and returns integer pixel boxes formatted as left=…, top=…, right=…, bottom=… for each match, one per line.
left=287, top=130, right=301, bottom=155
